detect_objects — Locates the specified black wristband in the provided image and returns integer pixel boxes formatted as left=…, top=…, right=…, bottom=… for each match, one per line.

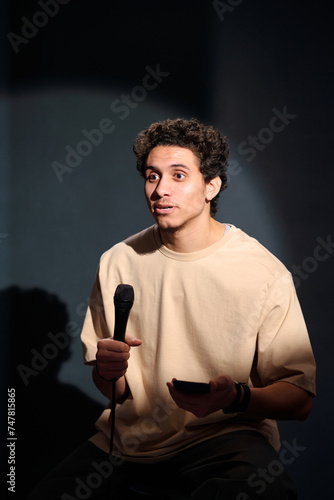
left=223, top=382, right=251, bottom=414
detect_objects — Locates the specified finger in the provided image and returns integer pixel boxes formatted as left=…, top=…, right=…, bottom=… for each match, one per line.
left=97, top=350, right=130, bottom=364
left=212, top=375, right=232, bottom=390
left=169, top=393, right=208, bottom=417
left=98, top=366, right=127, bottom=380
left=96, top=356, right=129, bottom=378
left=97, top=338, right=130, bottom=353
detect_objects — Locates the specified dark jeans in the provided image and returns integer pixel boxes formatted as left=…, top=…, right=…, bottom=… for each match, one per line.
left=26, top=431, right=298, bottom=500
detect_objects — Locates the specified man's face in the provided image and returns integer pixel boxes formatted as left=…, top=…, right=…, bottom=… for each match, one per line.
left=144, top=146, right=212, bottom=234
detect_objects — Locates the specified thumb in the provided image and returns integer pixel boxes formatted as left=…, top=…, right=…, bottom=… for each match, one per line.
left=125, top=334, right=142, bottom=347
left=209, top=379, right=219, bottom=392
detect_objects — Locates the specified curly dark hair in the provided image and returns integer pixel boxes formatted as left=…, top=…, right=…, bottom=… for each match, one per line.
left=133, top=118, right=229, bottom=217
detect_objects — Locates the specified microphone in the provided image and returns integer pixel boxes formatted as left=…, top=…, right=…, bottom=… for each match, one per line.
left=113, top=284, right=134, bottom=343
left=110, top=284, right=134, bottom=460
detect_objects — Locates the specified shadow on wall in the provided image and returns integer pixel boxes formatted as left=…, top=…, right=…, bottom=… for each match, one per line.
left=1, top=286, right=104, bottom=499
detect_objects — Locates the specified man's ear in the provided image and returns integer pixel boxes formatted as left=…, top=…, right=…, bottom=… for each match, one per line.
left=205, top=176, right=222, bottom=201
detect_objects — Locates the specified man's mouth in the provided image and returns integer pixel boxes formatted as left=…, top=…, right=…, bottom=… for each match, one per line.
left=153, top=204, right=175, bottom=215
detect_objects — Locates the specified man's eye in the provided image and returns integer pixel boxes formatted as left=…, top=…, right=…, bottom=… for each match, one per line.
left=146, top=174, right=159, bottom=181
left=175, top=173, right=185, bottom=180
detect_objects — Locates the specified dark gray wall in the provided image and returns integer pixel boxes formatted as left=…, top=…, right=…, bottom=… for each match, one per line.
left=1, top=1, right=333, bottom=497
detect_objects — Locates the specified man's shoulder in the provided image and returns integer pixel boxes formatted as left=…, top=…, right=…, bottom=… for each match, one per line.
left=100, top=225, right=157, bottom=262
left=228, top=225, right=289, bottom=276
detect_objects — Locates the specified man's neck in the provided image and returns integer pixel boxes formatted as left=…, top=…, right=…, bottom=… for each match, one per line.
left=159, top=219, right=226, bottom=253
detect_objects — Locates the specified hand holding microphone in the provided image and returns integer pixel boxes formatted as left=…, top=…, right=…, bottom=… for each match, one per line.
left=96, top=284, right=142, bottom=381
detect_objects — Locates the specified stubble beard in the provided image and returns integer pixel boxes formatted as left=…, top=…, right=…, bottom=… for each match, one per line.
left=158, top=225, right=180, bottom=234
left=155, top=216, right=189, bottom=235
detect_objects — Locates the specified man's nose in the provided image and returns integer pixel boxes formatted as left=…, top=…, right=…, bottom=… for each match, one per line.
left=154, top=175, right=171, bottom=197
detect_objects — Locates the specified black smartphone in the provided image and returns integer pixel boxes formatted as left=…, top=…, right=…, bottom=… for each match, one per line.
left=172, top=379, right=210, bottom=394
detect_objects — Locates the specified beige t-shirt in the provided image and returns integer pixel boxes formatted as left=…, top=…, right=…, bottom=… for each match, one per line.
left=81, top=224, right=316, bottom=462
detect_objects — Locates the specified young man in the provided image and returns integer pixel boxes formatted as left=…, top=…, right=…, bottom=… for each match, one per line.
left=28, top=118, right=316, bottom=499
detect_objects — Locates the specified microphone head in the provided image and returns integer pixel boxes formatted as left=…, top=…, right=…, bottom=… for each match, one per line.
left=114, top=284, right=134, bottom=305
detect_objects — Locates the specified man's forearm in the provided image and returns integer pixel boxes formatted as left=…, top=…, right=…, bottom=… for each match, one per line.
left=92, top=366, right=129, bottom=403
left=247, top=381, right=313, bottom=420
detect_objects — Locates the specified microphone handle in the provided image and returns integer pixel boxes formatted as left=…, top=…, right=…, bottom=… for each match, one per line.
left=113, top=305, right=131, bottom=342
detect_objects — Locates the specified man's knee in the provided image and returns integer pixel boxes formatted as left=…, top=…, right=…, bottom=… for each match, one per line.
left=190, top=455, right=297, bottom=500
left=192, top=473, right=297, bottom=500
